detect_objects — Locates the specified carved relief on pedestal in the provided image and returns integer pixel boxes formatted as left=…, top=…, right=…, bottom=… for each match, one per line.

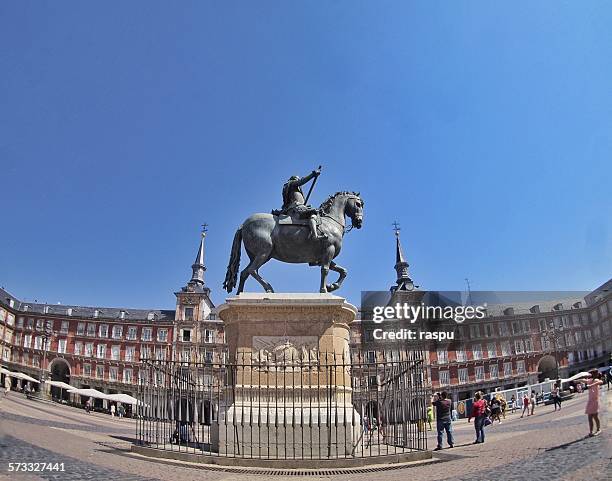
left=252, top=336, right=319, bottom=371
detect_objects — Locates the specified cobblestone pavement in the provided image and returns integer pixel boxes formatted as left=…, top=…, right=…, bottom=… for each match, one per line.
left=0, top=390, right=609, bottom=480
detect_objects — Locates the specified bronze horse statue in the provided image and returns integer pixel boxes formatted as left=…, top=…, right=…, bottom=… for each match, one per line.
left=223, top=191, right=364, bottom=294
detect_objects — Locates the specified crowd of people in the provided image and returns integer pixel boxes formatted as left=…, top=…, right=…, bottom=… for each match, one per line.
left=429, top=368, right=607, bottom=450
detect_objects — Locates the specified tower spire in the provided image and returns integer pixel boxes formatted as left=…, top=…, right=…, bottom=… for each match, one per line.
left=187, top=224, right=207, bottom=289
left=391, top=222, right=414, bottom=292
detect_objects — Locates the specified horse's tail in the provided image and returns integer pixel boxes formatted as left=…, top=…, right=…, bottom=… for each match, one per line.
left=223, top=226, right=242, bottom=293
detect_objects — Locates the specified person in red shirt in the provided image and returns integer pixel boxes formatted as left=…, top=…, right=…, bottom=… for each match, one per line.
left=468, top=391, right=487, bottom=443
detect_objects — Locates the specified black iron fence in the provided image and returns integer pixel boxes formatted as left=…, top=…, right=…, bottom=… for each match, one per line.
left=136, top=349, right=428, bottom=461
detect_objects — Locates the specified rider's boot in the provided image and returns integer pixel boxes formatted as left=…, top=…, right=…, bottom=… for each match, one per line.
left=309, top=217, right=327, bottom=240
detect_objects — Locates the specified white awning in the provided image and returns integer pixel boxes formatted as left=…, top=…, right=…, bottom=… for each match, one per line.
left=45, top=380, right=73, bottom=390
left=10, top=372, right=40, bottom=383
left=67, top=388, right=111, bottom=400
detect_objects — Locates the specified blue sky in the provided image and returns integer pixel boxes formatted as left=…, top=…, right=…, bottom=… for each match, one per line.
left=1, top=1, right=610, bottom=309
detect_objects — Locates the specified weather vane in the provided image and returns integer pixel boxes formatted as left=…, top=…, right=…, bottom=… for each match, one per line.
left=201, top=223, right=208, bottom=237
left=392, top=221, right=401, bottom=236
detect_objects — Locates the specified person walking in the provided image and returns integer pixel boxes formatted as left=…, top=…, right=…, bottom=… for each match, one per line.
left=529, top=392, right=536, bottom=416
left=510, top=395, right=516, bottom=414
left=584, top=369, right=603, bottom=436
left=4, top=375, right=11, bottom=397
left=110, top=403, right=116, bottom=417
left=432, top=392, right=454, bottom=450
left=468, top=392, right=487, bottom=444
left=520, top=394, right=530, bottom=418
left=552, top=382, right=562, bottom=411
left=426, top=403, right=434, bottom=431
left=85, top=398, right=92, bottom=413
left=118, top=404, right=125, bottom=418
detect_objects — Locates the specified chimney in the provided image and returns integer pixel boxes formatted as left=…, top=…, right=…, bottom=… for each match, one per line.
left=552, top=303, right=563, bottom=311
left=529, top=305, right=540, bottom=314
left=572, top=301, right=582, bottom=309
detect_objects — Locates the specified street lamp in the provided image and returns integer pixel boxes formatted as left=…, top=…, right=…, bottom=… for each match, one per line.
left=40, top=326, right=57, bottom=382
left=543, top=321, right=562, bottom=380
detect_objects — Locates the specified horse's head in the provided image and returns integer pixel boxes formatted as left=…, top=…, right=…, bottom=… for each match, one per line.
left=345, top=193, right=364, bottom=229
left=320, top=191, right=364, bottom=230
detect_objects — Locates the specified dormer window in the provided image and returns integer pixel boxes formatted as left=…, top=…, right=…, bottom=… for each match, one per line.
left=184, top=307, right=194, bottom=321
left=94, top=309, right=99, bottom=318
left=23, top=305, right=29, bottom=312
left=66, top=308, right=73, bottom=316
left=8, top=299, right=14, bottom=308
left=120, top=310, right=126, bottom=319
left=147, top=312, right=155, bottom=321
left=43, top=306, right=49, bottom=314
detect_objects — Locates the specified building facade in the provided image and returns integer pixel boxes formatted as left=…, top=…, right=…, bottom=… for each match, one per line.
left=0, top=229, right=610, bottom=407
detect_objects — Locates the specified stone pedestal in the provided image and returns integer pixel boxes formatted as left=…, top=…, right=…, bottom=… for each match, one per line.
left=212, top=293, right=362, bottom=457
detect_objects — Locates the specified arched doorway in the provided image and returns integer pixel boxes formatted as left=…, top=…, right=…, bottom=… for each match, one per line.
left=49, top=358, right=71, bottom=401
left=537, top=355, right=558, bottom=382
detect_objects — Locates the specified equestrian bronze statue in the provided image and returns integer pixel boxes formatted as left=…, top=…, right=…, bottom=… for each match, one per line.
left=223, top=168, right=364, bottom=294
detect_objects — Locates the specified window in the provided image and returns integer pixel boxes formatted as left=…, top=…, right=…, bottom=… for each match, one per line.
left=489, top=364, right=499, bottom=379
left=182, top=348, right=191, bottom=362
left=458, top=368, right=469, bottom=384
left=22, top=353, right=29, bottom=365
left=456, top=349, right=467, bottom=362
left=439, top=370, right=450, bottom=386
left=85, top=343, right=94, bottom=357
left=58, top=339, right=67, bottom=353
left=83, top=364, right=91, bottom=377
left=512, top=321, right=521, bottom=335
left=17, top=317, right=24, bottom=329
left=539, top=319, right=546, bottom=331
left=60, top=321, right=69, bottom=334
left=524, top=338, right=534, bottom=352
left=475, top=366, right=485, bottom=381
left=14, top=333, right=22, bottom=346
left=77, top=322, right=85, bottom=335
left=503, top=362, right=512, bottom=377
left=33, top=355, right=40, bottom=367
left=514, top=340, right=524, bottom=354
left=34, top=336, right=43, bottom=350
left=109, top=367, right=118, bottom=382
left=368, top=375, right=378, bottom=389
left=472, top=344, right=482, bottom=360
left=74, top=342, right=83, bottom=356
left=36, top=319, right=44, bottom=331
left=499, top=323, right=509, bottom=336
left=184, top=307, right=194, bottom=321
left=501, top=341, right=511, bottom=356
left=517, top=360, right=525, bottom=374
left=87, top=323, right=96, bottom=336
left=96, top=365, right=105, bottom=379
left=140, top=346, right=151, bottom=360
left=470, top=325, right=480, bottom=339
left=522, top=319, right=530, bottom=332
left=487, top=342, right=497, bottom=358
left=99, top=324, right=109, bottom=338
left=437, top=349, right=448, bottom=364
left=181, top=329, right=191, bottom=342
left=155, top=347, right=166, bottom=361
left=112, top=325, right=123, bottom=339
left=111, top=345, right=121, bottom=360
left=23, top=334, right=32, bottom=348
left=125, top=346, right=136, bottom=361
left=484, top=324, right=494, bottom=338
left=123, top=368, right=133, bottom=384
left=204, top=349, right=214, bottom=363
left=142, top=327, right=152, bottom=341
left=127, top=326, right=137, bottom=340
left=27, top=318, right=34, bottom=330
left=366, top=351, right=376, bottom=363
left=138, top=369, right=147, bottom=385
left=97, top=344, right=106, bottom=359
left=157, top=328, right=168, bottom=342
left=203, top=329, right=214, bottom=344
left=565, top=333, right=574, bottom=346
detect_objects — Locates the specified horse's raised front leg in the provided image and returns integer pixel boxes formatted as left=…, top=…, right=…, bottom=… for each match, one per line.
left=326, top=261, right=347, bottom=292
left=319, top=245, right=335, bottom=293
left=237, top=254, right=273, bottom=293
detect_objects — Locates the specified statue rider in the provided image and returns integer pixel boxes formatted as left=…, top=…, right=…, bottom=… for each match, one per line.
left=275, top=168, right=326, bottom=239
